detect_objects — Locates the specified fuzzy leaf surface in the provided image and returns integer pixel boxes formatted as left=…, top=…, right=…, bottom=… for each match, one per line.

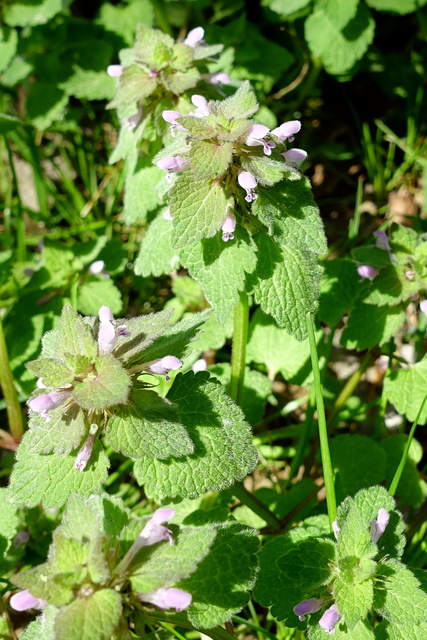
left=189, top=140, right=233, bottom=179
left=334, top=577, right=373, bottom=630
left=180, top=228, right=257, bottom=325
left=141, top=311, right=208, bottom=363
left=134, top=213, right=180, bottom=277
left=72, top=354, right=130, bottom=410
left=27, top=404, right=88, bottom=455
left=341, top=303, right=406, bottom=350
left=133, top=372, right=257, bottom=501
left=54, top=589, right=122, bottom=640
left=218, top=81, right=258, bottom=119
left=383, top=355, right=427, bottom=423
left=373, top=559, right=427, bottom=625
left=45, top=305, right=97, bottom=360
left=318, top=259, right=361, bottom=325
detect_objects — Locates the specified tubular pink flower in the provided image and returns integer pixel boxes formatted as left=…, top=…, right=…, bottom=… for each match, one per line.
left=357, top=265, right=379, bottom=281
left=146, top=356, right=182, bottom=381
left=271, top=120, right=301, bottom=142
left=293, top=598, right=325, bottom=622
left=98, top=306, right=117, bottom=355
left=156, top=156, right=190, bottom=176
left=238, top=171, right=258, bottom=203
left=373, top=230, right=391, bottom=252
left=121, top=107, right=143, bottom=131
left=369, top=508, right=390, bottom=543
left=207, top=72, right=231, bottom=85
left=89, top=260, right=105, bottom=275
left=420, top=300, right=427, bottom=316
left=107, top=65, right=123, bottom=78
left=319, top=604, right=341, bottom=634
left=10, top=590, right=47, bottom=612
left=184, top=26, right=204, bottom=48
left=191, top=94, right=210, bottom=118
left=162, top=110, right=187, bottom=135
left=74, top=424, right=98, bottom=472
left=28, top=391, right=71, bottom=421
left=245, top=124, right=276, bottom=155
left=192, top=358, right=207, bottom=372
left=332, top=521, right=340, bottom=540
left=282, top=148, right=307, bottom=165
left=221, top=212, right=236, bottom=242
left=139, top=587, right=192, bottom=612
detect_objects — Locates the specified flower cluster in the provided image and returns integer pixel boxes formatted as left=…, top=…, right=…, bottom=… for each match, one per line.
left=156, top=83, right=307, bottom=243
left=293, top=509, right=390, bottom=634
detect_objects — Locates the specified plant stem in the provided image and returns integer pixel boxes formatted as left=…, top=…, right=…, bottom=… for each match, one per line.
left=0, top=315, right=25, bottom=442
left=229, top=292, right=249, bottom=406
left=231, top=482, right=281, bottom=532
left=389, top=396, right=427, bottom=497
left=306, top=312, right=337, bottom=527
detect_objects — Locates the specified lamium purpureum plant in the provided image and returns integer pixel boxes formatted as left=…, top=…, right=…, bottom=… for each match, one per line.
left=8, top=494, right=259, bottom=640
left=136, top=81, right=327, bottom=338
left=8, top=304, right=258, bottom=508
left=254, top=486, right=427, bottom=638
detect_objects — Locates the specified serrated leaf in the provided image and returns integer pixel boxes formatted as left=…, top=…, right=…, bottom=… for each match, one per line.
left=336, top=487, right=405, bottom=560
left=241, top=155, right=287, bottom=187
left=375, top=619, right=427, bottom=640
left=248, top=234, right=321, bottom=340
left=0, top=27, right=17, bottom=73
left=253, top=176, right=327, bottom=254
left=141, top=311, right=209, bottom=363
left=329, top=435, right=387, bottom=502
left=218, top=81, right=258, bottom=120
left=169, top=174, right=231, bottom=248
left=9, top=435, right=109, bottom=508
left=0, top=488, right=18, bottom=558
left=134, top=212, right=181, bottom=277
left=305, top=0, right=375, bottom=75
left=130, top=525, right=216, bottom=592
left=20, top=606, right=58, bottom=640
left=383, top=355, right=427, bottom=423
left=26, top=357, right=74, bottom=388
left=133, top=371, right=258, bottom=501
left=77, top=278, right=122, bottom=316
left=3, top=0, right=63, bottom=27
left=334, top=577, right=373, bottom=629
left=351, top=246, right=392, bottom=269
left=26, top=82, right=68, bottom=130
left=123, top=160, right=164, bottom=224
left=27, top=403, right=88, bottom=454
left=374, top=559, right=427, bottom=625
left=97, top=0, right=154, bottom=45
left=341, top=303, right=406, bottom=350
left=48, top=305, right=97, bottom=360
left=59, top=68, right=116, bottom=101
left=180, top=228, right=257, bottom=325
left=254, top=529, right=335, bottom=624
left=54, top=589, right=122, bottom=640
left=109, top=65, right=157, bottom=109
left=363, top=264, right=418, bottom=306
left=308, top=618, right=375, bottom=639
left=318, top=259, right=361, bottom=325
left=189, top=140, right=233, bottom=179
left=113, top=309, right=173, bottom=365
left=106, top=389, right=194, bottom=459
left=73, top=354, right=130, bottom=410
left=164, top=69, right=201, bottom=94
left=181, top=523, right=259, bottom=628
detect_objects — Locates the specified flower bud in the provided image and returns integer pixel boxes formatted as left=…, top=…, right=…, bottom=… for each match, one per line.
left=293, top=598, right=325, bottom=621
left=184, top=27, right=204, bottom=48
left=107, top=65, right=123, bottom=77
left=271, top=120, right=301, bottom=142
left=282, top=148, right=307, bottom=165
left=10, top=590, right=46, bottom=612
left=146, top=356, right=183, bottom=380
left=319, top=604, right=341, bottom=634
left=369, top=508, right=390, bottom=543
left=89, top=260, right=105, bottom=275
left=221, top=212, right=236, bottom=242
left=139, top=587, right=192, bottom=612
left=28, top=391, right=71, bottom=421
left=357, top=265, right=379, bottom=281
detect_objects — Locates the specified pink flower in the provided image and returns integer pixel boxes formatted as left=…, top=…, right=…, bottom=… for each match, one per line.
left=145, top=356, right=182, bottom=381
left=319, top=604, right=341, bottom=634
left=369, top=508, right=390, bottom=543
left=138, top=587, right=192, bottom=612
left=221, top=212, right=236, bottom=241
left=238, top=171, right=257, bottom=203
left=162, top=110, right=186, bottom=134
left=192, top=358, right=207, bottom=372
left=98, top=306, right=117, bottom=355
left=191, top=94, right=210, bottom=118
left=373, top=230, right=391, bottom=252
left=357, top=265, right=379, bottom=281
left=245, top=124, right=276, bottom=155
left=206, top=72, right=231, bottom=85
left=420, top=300, right=427, bottom=316
left=107, top=65, right=123, bottom=78
left=271, top=120, right=301, bottom=142
left=293, top=598, right=325, bottom=622
left=332, top=521, right=340, bottom=540
left=282, top=148, right=307, bottom=165
left=156, top=156, right=190, bottom=179
left=74, top=424, right=98, bottom=471
left=89, top=260, right=105, bottom=275
left=10, top=590, right=46, bottom=612
left=28, top=391, right=72, bottom=421
left=184, top=27, right=204, bottom=48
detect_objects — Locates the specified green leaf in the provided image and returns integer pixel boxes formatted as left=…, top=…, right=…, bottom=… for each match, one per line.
left=45, top=305, right=97, bottom=360
left=180, top=228, right=257, bottom=325
left=254, top=528, right=335, bottom=624
left=253, top=176, right=327, bottom=254
left=0, top=489, right=18, bottom=559
left=77, top=278, right=122, bottom=316
left=134, top=212, right=181, bottom=277
left=3, top=0, right=63, bottom=26
left=366, top=0, right=427, bottom=14
left=113, top=309, right=173, bottom=365
left=383, top=354, right=427, bottom=423
left=133, top=371, right=258, bottom=501
left=334, top=577, right=373, bottom=630
left=59, top=69, right=116, bottom=101
left=106, top=389, right=194, bottom=459
left=375, top=620, right=427, bottom=640
left=241, top=154, right=286, bottom=186
left=97, top=0, right=154, bottom=45
left=248, top=234, right=322, bottom=341
left=341, top=303, right=406, bottom=350
left=318, top=259, right=361, bottom=325
left=26, top=357, right=74, bottom=388
left=374, top=559, right=427, bottom=625
left=329, top=435, right=387, bottom=502
left=73, top=354, right=130, bottom=410
left=363, top=264, right=419, bottom=306
left=305, top=0, right=375, bottom=75
left=263, top=0, right=312, bottom=17
left=20, top=606, right=58, bottom=640
left=351, top=246, right=393, bottom=269
left=9, top=435, right=109, bottom=508
left=169, top=174, right=232, bottom=249
left=108, top=65, right=157, bottom=109
left=141, top=311, right=209, bottom=363
left=181, top=523, right=259, bottom=628
left=0, top=27, right=17, bottom=73
left=54, top=590, right=122, bottom=640
left=308, top=619, right=375, bottom=639
left=380, top=435, right=427, bottom=508
left=123, top=160, right=164, bottom=224
left=189, top=140, right=233, bottom=179
left=133, top=23, right=175, bottom=66
left=26, top=82, right=68, bottom=130
left=27, top=404, right=88, bottom=455
left=218, top=81, right=258, bottom=120
left=336, top=487, right=405, bottom=560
